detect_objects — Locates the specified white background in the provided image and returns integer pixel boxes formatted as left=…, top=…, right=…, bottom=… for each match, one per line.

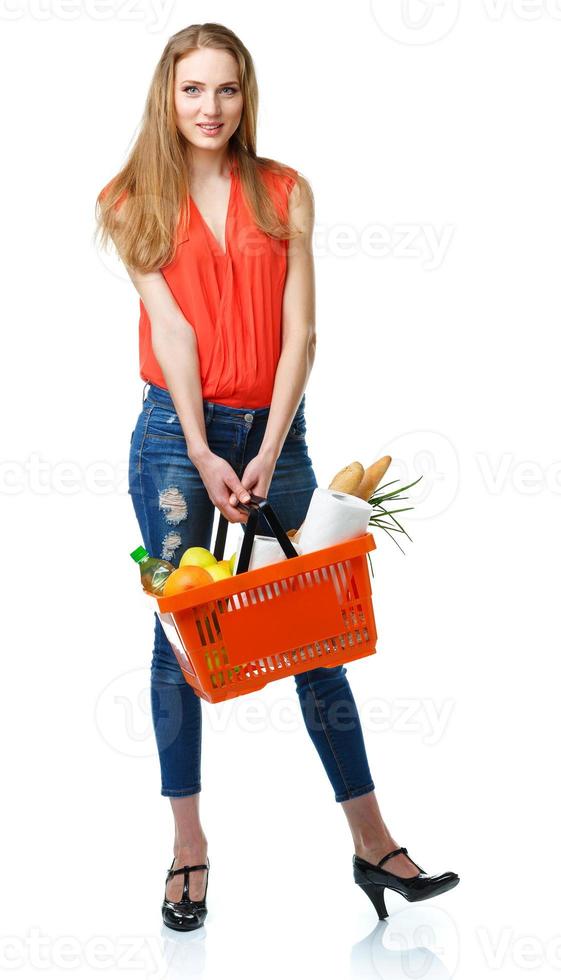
left=2, top=1, right=560, bottom=978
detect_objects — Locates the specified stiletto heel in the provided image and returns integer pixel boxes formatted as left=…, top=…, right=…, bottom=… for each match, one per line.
left=353, top=846, right=459, bottom=920
left=161, top=857, right=210, bottom=932
left=357, top=881, right=388, bottom=919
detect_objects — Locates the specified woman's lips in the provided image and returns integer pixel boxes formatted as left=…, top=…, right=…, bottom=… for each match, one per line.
left=197, top=123, right=224, bottom=136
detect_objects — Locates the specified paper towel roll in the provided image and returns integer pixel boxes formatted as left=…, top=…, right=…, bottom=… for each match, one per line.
left=298, top=488, right=372, bottom=554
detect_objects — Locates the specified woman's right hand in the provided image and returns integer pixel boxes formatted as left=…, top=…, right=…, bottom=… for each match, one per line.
left=193, top=450, right=252, bottom=524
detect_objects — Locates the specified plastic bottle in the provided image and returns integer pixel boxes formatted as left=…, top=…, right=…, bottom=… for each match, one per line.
left=130, top=546, right=174, bottom=596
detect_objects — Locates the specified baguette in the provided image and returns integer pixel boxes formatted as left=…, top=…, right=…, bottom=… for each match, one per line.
left=328, top=461, right=365, bottom=495
left=355, top=455, right=392, bottom=500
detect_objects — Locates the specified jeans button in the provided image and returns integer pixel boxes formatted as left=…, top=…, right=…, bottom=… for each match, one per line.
left=244, top=413, right=253, bottom=423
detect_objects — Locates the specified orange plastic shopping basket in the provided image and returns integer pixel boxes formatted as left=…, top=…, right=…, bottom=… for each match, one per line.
left=145, top=494, right=378, bottom=703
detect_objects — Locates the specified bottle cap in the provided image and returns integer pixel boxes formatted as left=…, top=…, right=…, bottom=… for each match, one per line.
left=130, top=546, right=148, bottom=562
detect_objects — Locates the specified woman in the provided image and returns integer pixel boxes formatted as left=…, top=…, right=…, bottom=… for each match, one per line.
left=96, top=22, right=459, bottom=932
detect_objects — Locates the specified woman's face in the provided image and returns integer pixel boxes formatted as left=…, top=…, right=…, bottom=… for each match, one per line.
left=174, top=47, right=243, bottom=154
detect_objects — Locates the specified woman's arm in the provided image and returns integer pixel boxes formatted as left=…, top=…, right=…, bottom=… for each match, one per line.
left=260, top=175, right=317, bottom=462
left=124, top=266, right=209, bottom=463
left=122, top=264, right=251, bottom=521
left=234, top=176, right=317, bottom=504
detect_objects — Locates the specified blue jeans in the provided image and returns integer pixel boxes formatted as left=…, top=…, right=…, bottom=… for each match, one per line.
left=128, top=382, right=375, bottom=803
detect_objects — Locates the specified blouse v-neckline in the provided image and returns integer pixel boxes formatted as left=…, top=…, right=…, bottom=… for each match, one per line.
left=189, top=169, right=235, bottom=258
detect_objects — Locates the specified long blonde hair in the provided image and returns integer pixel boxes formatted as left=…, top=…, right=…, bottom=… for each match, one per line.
left=95, top=22, right=303, bottom=273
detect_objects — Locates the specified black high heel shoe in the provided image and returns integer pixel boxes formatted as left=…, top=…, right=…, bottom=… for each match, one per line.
left=353, top=846, right=459, bottom=919
left=161, top=857, right=210, bottom=931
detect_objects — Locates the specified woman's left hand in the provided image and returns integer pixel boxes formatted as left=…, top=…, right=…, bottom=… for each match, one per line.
left=228, top=451, right=277, bottom=507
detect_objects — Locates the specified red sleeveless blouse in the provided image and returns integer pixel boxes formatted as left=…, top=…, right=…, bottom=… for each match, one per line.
left=137, top=163, right=298, bottom=408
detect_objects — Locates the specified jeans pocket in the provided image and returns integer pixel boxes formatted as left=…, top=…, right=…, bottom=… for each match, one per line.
left=144, top=404, right=186, bottom=442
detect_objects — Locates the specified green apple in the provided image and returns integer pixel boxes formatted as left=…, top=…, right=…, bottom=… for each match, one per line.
left=228, top=551, right=237, bottom=573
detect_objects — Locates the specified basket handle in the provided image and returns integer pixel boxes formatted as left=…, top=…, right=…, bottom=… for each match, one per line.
left=213, top=493, right=299, bottom=574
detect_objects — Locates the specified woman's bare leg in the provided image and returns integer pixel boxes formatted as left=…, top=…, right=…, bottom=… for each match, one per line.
left=165, top=794, right=208, bottom=902
left=340, top=791, right=420, bottom=877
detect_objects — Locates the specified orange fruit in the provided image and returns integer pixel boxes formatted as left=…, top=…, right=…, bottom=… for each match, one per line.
left=162, top=565, right=213, bottom=596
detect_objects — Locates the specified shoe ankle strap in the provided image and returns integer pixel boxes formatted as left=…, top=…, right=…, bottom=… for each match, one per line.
left=377, top=846, right=425, bottom=874
left=167, top=860, right=209, bottom=879
left=377, top=846, right=407, bottom=868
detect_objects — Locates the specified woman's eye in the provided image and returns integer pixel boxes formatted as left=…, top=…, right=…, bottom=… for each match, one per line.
left=183, top=86, right=238, bottom=95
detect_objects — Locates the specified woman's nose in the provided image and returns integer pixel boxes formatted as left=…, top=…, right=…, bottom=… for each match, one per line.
left=202, top=99, right=220, bottom=116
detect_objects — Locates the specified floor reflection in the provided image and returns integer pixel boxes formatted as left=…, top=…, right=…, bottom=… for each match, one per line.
left=158, top=923, right=207, bottom=977
left=351, top=905, right=460, bottom=979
